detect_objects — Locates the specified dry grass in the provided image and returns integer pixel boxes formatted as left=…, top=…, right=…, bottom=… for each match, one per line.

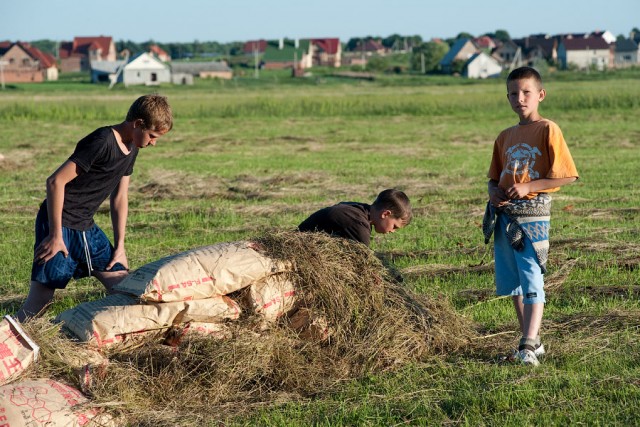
left=18, top=231, right=475, bottom=426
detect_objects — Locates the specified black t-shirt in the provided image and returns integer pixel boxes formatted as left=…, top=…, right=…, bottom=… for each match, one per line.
left=298, top=202, right=372, bottom=246
left=61, top=126, right=139, bottom=230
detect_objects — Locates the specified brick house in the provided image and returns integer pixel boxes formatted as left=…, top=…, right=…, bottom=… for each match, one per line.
left=439, top=38, right=478, bottom=74
left=58, top=36, right=117, bottom=72
left=0, top=41, right=58, bottom=83
left=310, top=38, right=341, bottom=67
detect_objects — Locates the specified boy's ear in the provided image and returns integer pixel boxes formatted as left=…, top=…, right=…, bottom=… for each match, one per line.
left=380, top=209, right=393, bottom=219
left=539, top=88, right=546, bottom=102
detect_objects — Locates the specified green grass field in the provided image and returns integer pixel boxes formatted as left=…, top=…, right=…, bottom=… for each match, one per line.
left=0, top=70, right=639, bottom=425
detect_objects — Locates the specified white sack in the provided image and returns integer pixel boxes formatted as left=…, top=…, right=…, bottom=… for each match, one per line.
left=113, top=241, right=292, bottom=302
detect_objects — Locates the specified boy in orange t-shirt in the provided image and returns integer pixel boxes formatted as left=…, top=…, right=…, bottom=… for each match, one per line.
left=484, top=67, right=578, bottom=366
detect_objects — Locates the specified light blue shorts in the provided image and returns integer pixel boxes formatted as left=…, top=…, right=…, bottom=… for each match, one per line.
left=494, top=213, right=545, bottom=304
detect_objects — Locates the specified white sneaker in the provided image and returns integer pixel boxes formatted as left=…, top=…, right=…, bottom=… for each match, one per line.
left=534, top=343, right=545, bottom=357
left=517, top=349, right=540, bottom=367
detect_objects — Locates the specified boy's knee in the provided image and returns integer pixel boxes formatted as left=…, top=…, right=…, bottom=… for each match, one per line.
left=95, top=270, right=129, bottom=292
left=16, top=282, right=56, bottom=322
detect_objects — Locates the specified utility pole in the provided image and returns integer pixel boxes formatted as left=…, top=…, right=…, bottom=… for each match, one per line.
left=421, top=52, right=425, bottom=74
left=0, top=60, right=6, bottom=90
left=253, top=43, right=259, bottom=78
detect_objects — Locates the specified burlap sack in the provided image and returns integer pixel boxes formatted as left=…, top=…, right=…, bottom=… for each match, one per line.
left=0, top=378, right=115, bottom=426
left=0, top=315, right=40, bottom=386
left=112, top=241, right=292, bottom=302
left=248, top=273, right=297, bottom=322
left=56, top=293, right=240, bottom=350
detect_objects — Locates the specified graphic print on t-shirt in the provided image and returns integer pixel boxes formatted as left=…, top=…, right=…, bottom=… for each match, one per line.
left=500, top=142, right=542, bottom=183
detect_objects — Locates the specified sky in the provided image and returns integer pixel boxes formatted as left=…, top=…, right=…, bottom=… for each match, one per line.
left=3, top=0, right=638, bottom=44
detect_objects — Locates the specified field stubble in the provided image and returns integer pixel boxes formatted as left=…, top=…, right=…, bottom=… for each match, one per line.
left=0, top=75, right=638, bottom=425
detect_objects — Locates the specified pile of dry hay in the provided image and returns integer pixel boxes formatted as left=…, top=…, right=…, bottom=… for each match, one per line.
left=22, top=231, right=475, bottom=426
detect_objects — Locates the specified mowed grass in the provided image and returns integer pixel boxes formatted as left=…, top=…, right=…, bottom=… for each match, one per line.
left=0, top=71, right=639, bottom=426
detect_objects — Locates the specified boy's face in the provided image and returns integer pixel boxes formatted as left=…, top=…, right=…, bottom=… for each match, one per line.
left=134, top=124, right=169, bottom=149
left=507, top=77, right=546, bottom=124
left=372, top=210, right=405, bottom=235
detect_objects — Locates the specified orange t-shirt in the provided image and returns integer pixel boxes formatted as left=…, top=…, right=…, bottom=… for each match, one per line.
left=488, top=119, right=579, bottom=199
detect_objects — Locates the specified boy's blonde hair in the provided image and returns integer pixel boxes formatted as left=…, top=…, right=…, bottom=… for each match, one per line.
left=507, top=66, right=543, bottom=90
left=126, top=94, right=173, bottom=132
left=372, top=189, right=412, bottom=225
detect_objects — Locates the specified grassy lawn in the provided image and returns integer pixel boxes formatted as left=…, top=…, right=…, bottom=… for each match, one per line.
left=0, top=70, right=638, bottom=425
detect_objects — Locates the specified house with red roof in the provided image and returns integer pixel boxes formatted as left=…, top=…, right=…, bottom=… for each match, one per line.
left=58, top=36, right=117, bottom=72
left=0, top=41, right=58, bottom=83
left=473, top=36, right=497, bottom=51
left=310, top=38, right=341, bottom=67
left=149, top=44, right=171, bottom=62
left=242, top=38, right=342, bottom=70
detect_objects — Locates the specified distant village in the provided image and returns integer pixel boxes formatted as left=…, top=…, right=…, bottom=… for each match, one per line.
left=1, top=28, right=639, bottom=87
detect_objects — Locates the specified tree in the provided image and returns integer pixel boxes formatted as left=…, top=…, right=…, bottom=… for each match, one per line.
left=382, top=34, right=402, bottom=49
left=494, top=29, right=511, bottom=42
left=28, top=40, right=58, bottom=56
left=365, top=55, right=390, bottom=72
left=455, top=32, right=474, bottom=40
left=410, top=41, right=449, bottom=74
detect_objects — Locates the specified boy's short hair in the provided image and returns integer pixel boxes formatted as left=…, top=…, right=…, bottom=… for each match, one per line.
left=126, top=94, right=173, bottom=132
left=507, top=66, right=543, bottom=89
left=372, top=189, right=412, bottom=225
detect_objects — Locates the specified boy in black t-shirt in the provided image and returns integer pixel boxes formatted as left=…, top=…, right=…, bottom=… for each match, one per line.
left=298, top=189, right=412, bottom=246
left=16, top=95, right=173, bottom=322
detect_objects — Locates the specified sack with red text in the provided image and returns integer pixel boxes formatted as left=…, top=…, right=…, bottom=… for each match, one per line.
left=113, top=241, right=292, bottom=302
left=247, top=274, right=297, bottom=322
left=0, top=378, right=115, bottom=426
left=56, top=293, right=240, bottom=350
left=0, top=315, right=40, bottom=386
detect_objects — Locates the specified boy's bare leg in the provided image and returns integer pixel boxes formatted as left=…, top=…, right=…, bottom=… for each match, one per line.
left=523, top=302, right=544, bottom=339
left=512, top=296, right=525, bottom=334
left=93, top=270, right=129, bottom=293
left=512, top=296, right=543, bottom=338
left=16, top=281, right=56, bottom=322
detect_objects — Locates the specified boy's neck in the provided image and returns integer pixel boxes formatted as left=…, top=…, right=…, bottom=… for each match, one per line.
left=112, top=121, right=135, bottom=152
left=518, top=113, right=543, bottom=125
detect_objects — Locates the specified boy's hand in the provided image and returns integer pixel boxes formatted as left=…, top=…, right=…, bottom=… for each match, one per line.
left=35, top=235, right=68, bottom=264
left=489, top=186, right=510, bottom=207
left=506, top=182, right=532, bottom=200
left=107, top=247, right=129, bottom=271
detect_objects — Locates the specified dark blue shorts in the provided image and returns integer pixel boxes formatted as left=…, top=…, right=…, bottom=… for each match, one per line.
left=30, top=203, right=127, bottom=289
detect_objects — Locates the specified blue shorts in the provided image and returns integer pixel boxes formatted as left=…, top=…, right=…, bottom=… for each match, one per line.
left=494, top=213, right=545, bottom=304
left=31, top=203, right=127, bottom=290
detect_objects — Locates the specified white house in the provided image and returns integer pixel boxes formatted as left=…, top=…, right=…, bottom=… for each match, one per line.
left=464, top=52, right=502, bottom=79
left=558, top=36, right=612, bottom=70
left=122, top=52, right=171, bottom=86
left=614, top=38, right=640, bottom=67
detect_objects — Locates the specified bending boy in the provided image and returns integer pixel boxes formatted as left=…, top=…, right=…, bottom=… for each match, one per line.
left=16, top=95, right=173, bottom=322
left=484, top=67, right=578, bottom=366
left=298, top=188, right=412, bottom=246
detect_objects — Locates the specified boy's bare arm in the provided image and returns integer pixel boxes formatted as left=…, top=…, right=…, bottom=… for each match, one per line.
left=36, top=161, right=79, bottom=264
left=108, top=176, right=130, bottom=270
left=506, top=177, right=577, bottom=200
